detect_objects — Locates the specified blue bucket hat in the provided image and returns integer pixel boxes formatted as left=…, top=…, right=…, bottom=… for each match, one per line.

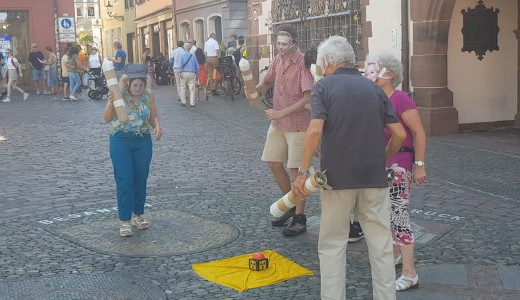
left=124, top=64, right=147, bottom=79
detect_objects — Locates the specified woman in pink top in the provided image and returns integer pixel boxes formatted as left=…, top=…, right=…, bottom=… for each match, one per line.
left=366, top=53, right=427, bottom=291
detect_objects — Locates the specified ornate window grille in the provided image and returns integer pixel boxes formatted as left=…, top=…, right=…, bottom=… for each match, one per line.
left=267, top=0, right=362, bottom=58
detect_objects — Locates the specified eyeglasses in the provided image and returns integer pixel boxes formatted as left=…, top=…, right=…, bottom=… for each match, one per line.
left=32, top=46, right=38, bottom=48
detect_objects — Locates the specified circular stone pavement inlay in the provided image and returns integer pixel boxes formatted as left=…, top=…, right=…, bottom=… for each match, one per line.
left=52, top=209, right=239, bottom=257
left=0, top=274, right=166, bottom=300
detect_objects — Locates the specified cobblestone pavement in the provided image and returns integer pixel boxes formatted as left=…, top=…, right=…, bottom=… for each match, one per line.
left=0, top=87, right=519, bottom=299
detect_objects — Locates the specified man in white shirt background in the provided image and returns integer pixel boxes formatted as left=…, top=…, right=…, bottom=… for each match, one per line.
left=203, top=32, right=220, bottom=95
left=190, top=40, right=197, bottom=54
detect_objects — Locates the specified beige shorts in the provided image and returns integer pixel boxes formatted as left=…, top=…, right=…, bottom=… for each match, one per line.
left=261, top=124, right=306, bottom=169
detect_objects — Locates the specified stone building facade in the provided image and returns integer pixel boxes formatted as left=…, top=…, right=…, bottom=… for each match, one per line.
left=247, top=0, right=519, bottom=135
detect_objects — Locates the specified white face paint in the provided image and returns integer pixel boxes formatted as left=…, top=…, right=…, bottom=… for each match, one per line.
left=276, top=35, right=294, bottom=56
left=129, top=79, right=146, bottom=96
left=364, top=62, right=379, bottom=82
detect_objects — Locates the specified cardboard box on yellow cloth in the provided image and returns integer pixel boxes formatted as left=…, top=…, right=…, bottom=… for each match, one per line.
left=192, top=250, right=314, bottom=292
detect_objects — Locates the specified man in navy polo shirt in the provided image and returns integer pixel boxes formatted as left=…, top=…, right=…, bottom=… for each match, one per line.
left=292, top=36, right=406, bottom=300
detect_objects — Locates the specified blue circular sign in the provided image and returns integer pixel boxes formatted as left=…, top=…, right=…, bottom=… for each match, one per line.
left=61, top=19, right=72, bottom=29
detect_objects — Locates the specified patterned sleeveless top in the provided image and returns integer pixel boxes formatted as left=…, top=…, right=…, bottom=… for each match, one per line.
left=110, top=90, right=152, bottom=136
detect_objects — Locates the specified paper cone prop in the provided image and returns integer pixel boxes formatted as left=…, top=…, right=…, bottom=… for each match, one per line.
left=270, top=168, right=329, bottom=218
left=239, top=58, right=260, bottom=108
left=102, top=58, right=128, bottom=124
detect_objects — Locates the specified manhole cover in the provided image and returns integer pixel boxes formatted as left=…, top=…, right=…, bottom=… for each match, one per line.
left=51, top=209, right=239, bottom=257
left=0, top=274, right=166, bottom=300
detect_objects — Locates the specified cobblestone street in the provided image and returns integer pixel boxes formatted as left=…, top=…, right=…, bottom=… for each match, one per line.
left=0, top=86, right=519, bottom=300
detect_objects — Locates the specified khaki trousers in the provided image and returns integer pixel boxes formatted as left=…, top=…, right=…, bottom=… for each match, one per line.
left=205, top=57, right=219, bottom=90
left=319, top=188, right=396, bottom=300
left=174, top=69, right=184, bottom=99
left=179, top=72, right=197, bottom=105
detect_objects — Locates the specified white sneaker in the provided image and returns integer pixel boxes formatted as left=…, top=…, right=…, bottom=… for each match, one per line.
left=2, top=97, right=11, bottom=103
left=69, top=95, right=79, bottom=101
left=23, top=93, right=29, bottom=101
left=36, top=91, right=41, bottom=95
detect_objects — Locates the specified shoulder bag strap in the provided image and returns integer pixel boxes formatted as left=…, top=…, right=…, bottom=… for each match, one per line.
left=181, top=54, right=193, bottom=71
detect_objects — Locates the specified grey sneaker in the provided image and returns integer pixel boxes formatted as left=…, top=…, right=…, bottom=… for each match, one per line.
left=271, top=207, right=296, bottom=227
left=282, top=214, right=307, bottom=237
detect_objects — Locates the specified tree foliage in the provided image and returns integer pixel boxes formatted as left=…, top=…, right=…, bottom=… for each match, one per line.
left=77, top=34, right=93, bottom=47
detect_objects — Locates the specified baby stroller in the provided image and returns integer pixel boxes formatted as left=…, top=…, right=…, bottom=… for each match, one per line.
left=87, top=71, right=109, bottom=100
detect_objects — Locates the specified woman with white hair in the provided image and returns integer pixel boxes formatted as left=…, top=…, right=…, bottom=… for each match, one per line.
left=365, top=53, right=427, bottom=291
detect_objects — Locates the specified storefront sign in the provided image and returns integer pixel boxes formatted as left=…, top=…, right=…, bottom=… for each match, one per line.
left=58, top=17, right=76, bottom=43
left=0, top=36, right=11, bottom=69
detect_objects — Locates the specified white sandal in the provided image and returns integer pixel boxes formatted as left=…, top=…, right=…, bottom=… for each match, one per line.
left=120, top=223, right=132, bottom=237
left=131, top=215, right=149, bottom=230
left=396, top=274, right=419, bottom=291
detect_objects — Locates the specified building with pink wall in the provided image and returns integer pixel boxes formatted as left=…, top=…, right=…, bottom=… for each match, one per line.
left=1, top=0, right=74, bottom=86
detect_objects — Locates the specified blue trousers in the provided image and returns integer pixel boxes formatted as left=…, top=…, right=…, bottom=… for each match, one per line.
left=110, top=132, right=153, bottom=221
left=69, top=71, right=81, bottom=95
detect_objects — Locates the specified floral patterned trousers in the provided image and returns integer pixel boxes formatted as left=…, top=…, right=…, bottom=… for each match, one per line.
left=389, top=165, right=414, bottom=245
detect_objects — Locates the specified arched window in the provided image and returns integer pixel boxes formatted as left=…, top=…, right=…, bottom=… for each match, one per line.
left=179, top=21, right=191, bottom=43
left=193, top=18, right=205, bottom=48
left=207, top=14, right=223, bottom=42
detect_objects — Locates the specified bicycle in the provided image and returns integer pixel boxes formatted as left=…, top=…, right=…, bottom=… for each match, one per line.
left=258, top=65, right=274, bottom=109
left=217, top=56, right=242, bottom=101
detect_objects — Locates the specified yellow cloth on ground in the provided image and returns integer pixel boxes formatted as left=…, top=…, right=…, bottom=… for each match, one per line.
left=192, top=250, right=314, bottom=292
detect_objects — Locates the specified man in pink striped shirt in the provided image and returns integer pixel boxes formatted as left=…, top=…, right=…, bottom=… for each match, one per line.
left=255, top=25, right=315, bottom=236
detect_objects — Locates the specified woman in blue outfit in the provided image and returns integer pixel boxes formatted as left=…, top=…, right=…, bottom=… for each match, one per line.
left=104, top=63, right=162, bottom=237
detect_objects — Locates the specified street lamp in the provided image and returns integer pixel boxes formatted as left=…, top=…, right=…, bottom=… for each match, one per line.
left=104, top=0, right=124, bottom=21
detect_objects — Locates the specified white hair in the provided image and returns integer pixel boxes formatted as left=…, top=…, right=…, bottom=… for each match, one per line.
left=366, top=53, right=403, bottom=88
left=317, top=36, right=355, bottom=69
left=183, top=43, right=192, bottom=51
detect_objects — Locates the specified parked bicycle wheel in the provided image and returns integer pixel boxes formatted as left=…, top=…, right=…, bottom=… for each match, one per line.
left=231, top=76, right=242, bottom=95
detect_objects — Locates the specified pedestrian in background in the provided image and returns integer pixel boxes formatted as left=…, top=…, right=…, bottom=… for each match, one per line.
left=195, top=48, right=208, bottom=100
left=61, top=47, right=71, bottom=100
left=253, top=24, right=314, bottom=236
left=367, top=53, right=427, bottom=291
left=88, top=47, right=102, bottom=76
left=108, top=41, right=126, bottom=80
left=234, top=37, right=245, bottom=67
left=44, top=46, right=58, bottom=94
left=2, top=49, right=29, bottom=103
left=292, top=36, right=406, bottom=300
left=65, top=46, right=87, bottom=101
left=0, top=54, right=5, bottom=99
left=228, top=33, right=238, bottom=49
left=141, top=47, right=151, bottom=65
left=190, top=40, right=197, bottom=54
left=171, top=41, right=186, bottom=101
left=219, top=41, right=227, bottom=58
left=103, top=63, right=162, bottom=237
left=178, top=43, right=199, bottom=107
left=204, top=32, right=220, bottom=95
left=28, top=43, right=47, bottom=95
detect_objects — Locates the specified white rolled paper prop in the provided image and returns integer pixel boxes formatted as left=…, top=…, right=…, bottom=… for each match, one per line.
left=239, top=58, right=260, bottom=108
left=270, top=169, right=329, bottom=218
left=102, top=58, right=128, bottom=124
